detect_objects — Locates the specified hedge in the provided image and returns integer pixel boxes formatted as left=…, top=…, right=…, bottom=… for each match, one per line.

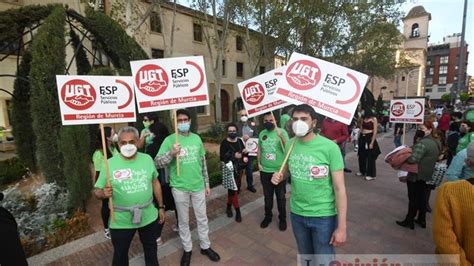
left=29, top=6, right=66, bottom=185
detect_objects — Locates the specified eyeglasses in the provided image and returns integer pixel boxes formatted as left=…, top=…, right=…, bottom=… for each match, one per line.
left=119, top=140, right=137, bottom=145
left=143, top=119, right=149, bottom=122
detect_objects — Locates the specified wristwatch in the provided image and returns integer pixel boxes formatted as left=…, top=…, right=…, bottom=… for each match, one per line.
left=159, top=205, right=165, bottom=209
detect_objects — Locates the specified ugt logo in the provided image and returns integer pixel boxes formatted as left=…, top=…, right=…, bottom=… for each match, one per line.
left=243, top=82, right=265, bottom=105
left=135, top=64, right=169, bottom=97
left=391, top=102, right=405, bottom=117
left=61, top=79, right=96, bottom=110
left=286, top=59, right=321, bottom=90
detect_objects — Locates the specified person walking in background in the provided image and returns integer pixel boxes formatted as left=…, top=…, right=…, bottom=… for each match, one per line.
left=321, top=117, right=351, bottom=173
left=396, top=121, right=441, bottom=230
left=456, top=121, right=474, bottom=154
left=394, top=123, right=403, bottom=147
left=445, top=147, right=473, bottom=182
left=280, top=105, right=294, bottom=129
left=271, top=104, right=347, bottom=265
left=145, top=121, right=179, bottom=246
left=138, top=113, right=157, bottom=153
left=437, top=108, right=451, bottom=136
left=357, top=109, right=381, bottom=181
left=220, top=123, right=246, bottom=223
left=258, top=112, right=289, bottom=231
left=433, top=142, right=474, bottom=265
left=91, top=126, right=118, bottom=239
left=237, top=109, right=258, bottom=193
left=446, top=122, right=461, bottom=166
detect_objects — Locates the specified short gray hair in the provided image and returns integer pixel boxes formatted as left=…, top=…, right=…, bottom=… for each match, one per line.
left=118, top=126, right=139, bottom=140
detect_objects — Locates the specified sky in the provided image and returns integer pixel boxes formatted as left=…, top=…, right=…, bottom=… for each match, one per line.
left=400, top=0, right=473, bottom=75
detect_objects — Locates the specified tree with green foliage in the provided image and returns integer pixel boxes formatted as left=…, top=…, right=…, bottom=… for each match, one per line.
left=11, top=50, right=37, bottom=172
left=69, top=29, right=91, bottom=75
left=460, top=92, right=471, bottom=106
left=441, top=93, right=451, bottom=104
left=29, top=6, right=66, bottom=186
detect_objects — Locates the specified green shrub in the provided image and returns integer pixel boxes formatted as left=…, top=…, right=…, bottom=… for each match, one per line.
left=29, top=6, right=66, bottom=185
left=206, top=151, right=221, bottom=188
left=0, top=158, right=28, bottom=185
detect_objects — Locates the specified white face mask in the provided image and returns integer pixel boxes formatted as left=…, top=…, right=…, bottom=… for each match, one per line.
left=240, top=116, right=248, bottom=122
left=433, top=122, right=438, bottom=128
left=112, top=133, right=119, bottom=143
left=292, top=120, right=310, bottom=137
left=120, top=144, right=137, bottom=158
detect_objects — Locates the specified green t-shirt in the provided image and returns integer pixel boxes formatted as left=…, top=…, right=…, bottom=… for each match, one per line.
left=92, top=147, right=119, bottom=171
left=95, top=152, right=158, bottom=229
left=456, top=132, right=474, bottom=154
left=141, top=128, right=154, bottom=150
left=280, top=114, right=290, bottom=129
left=157, top=133, right=206, bottom=192
left=258, top=128, right=289, bottom=173
left=287, top=135, right=344, bottom=217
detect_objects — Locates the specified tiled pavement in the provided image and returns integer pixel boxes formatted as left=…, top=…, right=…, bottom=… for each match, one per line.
left=29, top=129, right=437, bottom=265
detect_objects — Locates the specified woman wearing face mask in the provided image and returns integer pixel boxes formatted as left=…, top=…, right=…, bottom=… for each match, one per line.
left=356, top=109, right=381, bottom=181
left=455, top=121, right=474, bottom=154
left=138, top=114, right=156, bottom=152
left=396, top=121, right=441, bottom=230
left=219, top=123, right=247, bottom=222
left=91, top=126, right=119, bottom=239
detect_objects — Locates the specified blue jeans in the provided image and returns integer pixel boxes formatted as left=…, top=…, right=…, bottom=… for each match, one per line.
left=291, top=213, right=336, bottom=265
left=394, top=135, right=402, bottom=147
left=245, top=156, right=255, bottom=189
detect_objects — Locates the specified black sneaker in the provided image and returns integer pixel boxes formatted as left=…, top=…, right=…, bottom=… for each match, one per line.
left=200, top=247, right=220, bottom=262
left=260, top=217, right=272, bottom=228
left=180, top=251, right=192, bottom=266
left=247, top=187, right=257, bottom=193
left=279, top=220, right=287, bottom=231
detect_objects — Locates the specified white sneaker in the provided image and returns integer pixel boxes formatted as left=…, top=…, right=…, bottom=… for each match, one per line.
left=365, top=176, right=376, bottom=181
left=156, top=237, right=163, bottom=246
left=356, top=172, right=364, bottom=176
left=104, top=228, right=111, bottom=239
left=172, top=224, right=179, bottom=232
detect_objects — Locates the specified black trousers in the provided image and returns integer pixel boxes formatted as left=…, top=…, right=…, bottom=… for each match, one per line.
left=358, top=134, right=377, bottom=177
left=260, top=171, right=286, bottom=221
left=101, top=199, right=110, bottom=229
left=406, top=180, right=427, bottom=223
left=110, top=220, right=159, bottom=266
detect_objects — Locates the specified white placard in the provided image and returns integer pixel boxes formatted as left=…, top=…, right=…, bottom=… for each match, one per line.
left=130, top=56, right=209, bottom=112
left=390, top=98, right=425, bottom=124
left=237, top=67, right=290, bottom=118
left=56, top=75, right=136, bottom=125
left=245, top=137, right=259, bottom=156
left=274, top=52, right=368, bottom=125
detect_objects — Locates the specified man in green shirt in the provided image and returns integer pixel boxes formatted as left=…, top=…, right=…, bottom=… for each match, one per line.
left=94, top=126, right=165, bottom=266
left=456, top=121, right=474, bottom=154
left=271, top=104, right=347, bottom=265
left=258, top=112, right=289, bottom=231
left=155, top=109, right=220, bottom=266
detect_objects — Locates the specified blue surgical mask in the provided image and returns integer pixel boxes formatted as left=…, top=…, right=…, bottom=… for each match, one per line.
left=178, top=122, right=190, bottom=133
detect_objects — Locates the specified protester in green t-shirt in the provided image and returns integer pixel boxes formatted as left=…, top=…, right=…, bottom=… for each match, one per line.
left=456, top=121, right=474, bottom=154
left=258, top=112, right=289, bottom=231
left=91, top=126, right=118, bottom=240
left=138, top=113, right=157, bottom=153
left=271, top=104, right=347, bottom=264
left=155, top=109, right=220, bottom=266
left=94, top=126, right=165, bottom=266
left=280, top=105, right=294, bottom=129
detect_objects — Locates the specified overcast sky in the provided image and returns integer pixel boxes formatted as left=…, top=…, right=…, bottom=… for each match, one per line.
left=401, top=0, right=473, bottom=76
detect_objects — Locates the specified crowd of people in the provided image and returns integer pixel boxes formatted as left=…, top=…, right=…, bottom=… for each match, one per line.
left=3, top=103, right=473, bottom=265
left=90, top=104, right=350, bottom=265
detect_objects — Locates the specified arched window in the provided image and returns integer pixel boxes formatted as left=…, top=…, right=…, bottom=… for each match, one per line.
left=411, top=23, right=420, bottom=37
